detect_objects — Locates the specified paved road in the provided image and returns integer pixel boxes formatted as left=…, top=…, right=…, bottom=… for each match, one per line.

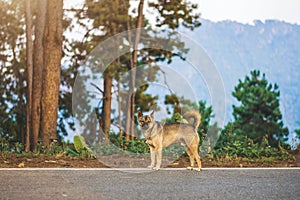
left=0, top=168, right=299, bottom=200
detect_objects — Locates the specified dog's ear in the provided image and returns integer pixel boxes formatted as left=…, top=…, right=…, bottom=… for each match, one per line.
left=137, top=110, right=143, bottom=118
left=150, top=110, right=154, bottom=119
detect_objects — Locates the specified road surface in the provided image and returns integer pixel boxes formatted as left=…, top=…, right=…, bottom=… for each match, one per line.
left=0, top=168, right=299, bottom=199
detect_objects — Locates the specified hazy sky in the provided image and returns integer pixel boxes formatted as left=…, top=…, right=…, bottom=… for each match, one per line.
left=64, top=0, right=300, bottom=25
left=198, top=0, right=300, bottom=24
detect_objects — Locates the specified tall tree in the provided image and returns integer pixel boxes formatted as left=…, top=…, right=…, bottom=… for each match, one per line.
left=41, top=0, right=63, bottom=146
left=71, top=0, right=201, bottom=141
left=99, top=0, right=129, bottom=138
left=102, top=69, right=113, bottom=137
left=31, top=0, right=47, bottom=150
left=25, top=0, right=33, bottom=152
left=75, top=0, right=130, bottom=138
left=0, top=0, right=26, bottom=143
left=232, top=70, right=289, bottom=147
left=123, top=0, right=201, bottom=139
left=125, top=0, right=145, bottom=140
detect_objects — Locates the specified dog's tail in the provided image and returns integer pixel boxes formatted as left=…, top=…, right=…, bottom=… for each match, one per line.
left=183, top=110, right=201, bottom=130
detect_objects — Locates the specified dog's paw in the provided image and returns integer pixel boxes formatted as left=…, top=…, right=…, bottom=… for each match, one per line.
left=147, top=165, right=154, bottom=169
left=195, top=168, right=202, bottom=172
left=186, top=166, right=193, bottom=170
left=153, top=167, right=160, bottom=171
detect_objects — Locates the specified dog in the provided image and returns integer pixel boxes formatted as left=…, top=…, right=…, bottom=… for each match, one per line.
left=137, top=110, right=202, bottom=171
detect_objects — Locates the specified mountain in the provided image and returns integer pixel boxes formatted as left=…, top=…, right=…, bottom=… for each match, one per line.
left=180, top=19, right=300, bottom=137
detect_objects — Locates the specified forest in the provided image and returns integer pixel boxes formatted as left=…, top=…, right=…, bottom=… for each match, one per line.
left=0, top=0, right=299, bottom=167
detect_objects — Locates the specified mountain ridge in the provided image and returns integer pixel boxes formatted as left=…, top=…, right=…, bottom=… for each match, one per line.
left=180, top=18, right=300, bottom=139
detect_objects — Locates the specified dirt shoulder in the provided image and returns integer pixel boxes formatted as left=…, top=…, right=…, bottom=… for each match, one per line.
left=1, top=150, right=299, bottom=168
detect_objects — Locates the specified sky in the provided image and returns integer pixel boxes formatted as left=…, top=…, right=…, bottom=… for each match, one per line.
left=197, top=0, right=300, bottom=24
left=64, top=0, right=300, bottom=25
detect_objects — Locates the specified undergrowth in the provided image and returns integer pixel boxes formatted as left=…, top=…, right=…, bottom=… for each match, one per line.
left=0, top=132, right=296, bottom=162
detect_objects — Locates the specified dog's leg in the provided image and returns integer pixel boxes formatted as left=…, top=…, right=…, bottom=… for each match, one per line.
left=190, top=143, right=202, bottom=172
left=189, top=154, right=195, bottom=170
left=194, top=152, right=202, bottom=172
left=186, top=148, right=194, bottom=170
left=148, top=147, right=155, bottom=169
left=153, top=148, right=162, bottom=170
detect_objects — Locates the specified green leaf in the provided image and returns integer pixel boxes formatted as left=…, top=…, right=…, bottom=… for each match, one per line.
left=73, top=135, right=91, bottom=155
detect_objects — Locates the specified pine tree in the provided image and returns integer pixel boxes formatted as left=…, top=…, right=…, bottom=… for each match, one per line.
left=72, top=0, right=201, bottom=140
left=198, top=100, right=214, bottom=137
left=232, top=70, right=288, bottom=147
left=41, top=0, right=63, bottom=146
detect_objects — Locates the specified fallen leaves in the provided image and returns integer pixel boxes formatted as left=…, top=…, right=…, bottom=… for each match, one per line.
left=18, top=162, right=25, bottom=168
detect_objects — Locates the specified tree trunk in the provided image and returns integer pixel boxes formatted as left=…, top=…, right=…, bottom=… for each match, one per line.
left=125, top=0, right=144, bottom=140
left=41, top=0, right=63, bottom=147
left=25, top=0, right=33, bottom=152
left=16, top=68, right=25, bottom=144
left=117, top=79, right=123, bottom=137
left=102, top=70, right=113, bottom=138
left=101, top=12, right=120, bottom=138
left=32, top=0, right=47, bottom=151
left=125, top=13, right=133, bottom=141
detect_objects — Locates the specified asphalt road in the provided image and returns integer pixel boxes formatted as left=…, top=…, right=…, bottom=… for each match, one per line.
left=0, top=168, right=299, bottom=200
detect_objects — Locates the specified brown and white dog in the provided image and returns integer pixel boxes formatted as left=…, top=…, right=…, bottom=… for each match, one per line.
left=137, top=110, right=202, bottom=171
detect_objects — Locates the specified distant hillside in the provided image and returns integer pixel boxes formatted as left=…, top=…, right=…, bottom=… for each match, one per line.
left=182, top=19, right=300, bottom=135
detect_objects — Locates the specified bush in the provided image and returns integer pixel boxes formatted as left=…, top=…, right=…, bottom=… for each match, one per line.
left=211, top=124, right=292, bottom=161
left=93, top=133, right=186, bottom=158
left=93, top=134, right=149, bottom=156
left=0, top=132, right=25, bottom=153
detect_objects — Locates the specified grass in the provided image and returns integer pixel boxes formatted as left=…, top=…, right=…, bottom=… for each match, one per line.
left=0, top=134, right=298, bottom=168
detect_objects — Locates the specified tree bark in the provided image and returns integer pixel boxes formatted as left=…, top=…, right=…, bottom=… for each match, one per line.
left=25, top=0, right=33, bottom=152
left=32, top=0, right=47, bottom=151
left=117, top=79, right=123, bottom=137
left=102, top=71, right=113, bottom=138
left=41, top=0, right=63, bottom=147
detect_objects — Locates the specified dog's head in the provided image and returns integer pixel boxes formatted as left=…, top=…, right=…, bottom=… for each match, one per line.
left=137, top=111, right=154, bottom=131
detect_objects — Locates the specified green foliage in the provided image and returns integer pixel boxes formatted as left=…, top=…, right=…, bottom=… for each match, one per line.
left=295, top=129, right=300, bottom=140
left=45, top=142, right=65, bottom=156
left=94, top=134, right=149, bottom=156
left=198, top=101, right=214, bottom=134
left=74, top=135, right=88, bottom=153
left=198, top=101, right=215, bottom=146
left=164, top=94, right=198, bottom=115
left=73, top=135, right=95, bottom=158
left=134, top=84, right=159, bottom=112
left=232, top=70, right=289, bottom=147
left=162, top=143, right=186, bottom=158
left=212, top=123, right=292, bottom=161
left=93, top=133, right=186, bottom=158
left=0, top=134, right=93, bottom=159
left=0, top=131, right=25, bottom=153
left=0, top=133, right=14, bottom=152
left=149, top=0, right=201, bottom=30
left=172, top=112, right=184, bottom=123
